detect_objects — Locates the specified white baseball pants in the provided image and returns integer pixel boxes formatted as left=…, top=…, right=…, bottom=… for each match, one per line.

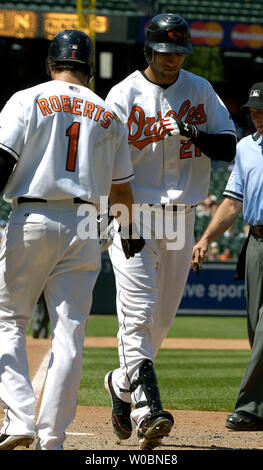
left=108, top=205, right=195, bottom=428
left=0, top=200, right=101, bottom=449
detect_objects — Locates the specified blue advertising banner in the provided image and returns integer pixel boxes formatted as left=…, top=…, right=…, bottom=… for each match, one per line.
left=179, top=262, right=246, bottom=316
left=91, top=255, right=246, bottom=316
left=139, top=18, right=263, bottom=50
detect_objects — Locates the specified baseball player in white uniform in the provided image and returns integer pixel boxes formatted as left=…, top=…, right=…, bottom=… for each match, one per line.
left=104, top=13, right=237, bottom=450
left=0, top=29, right=144, bottom=451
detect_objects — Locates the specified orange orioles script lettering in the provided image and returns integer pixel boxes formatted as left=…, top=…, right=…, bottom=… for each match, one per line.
left=128, top=101, right=207, bottom=150
left=37, top=96, right=114, bottom=129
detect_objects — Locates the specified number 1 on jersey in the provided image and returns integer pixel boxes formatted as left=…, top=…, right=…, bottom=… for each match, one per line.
left=66, top=122, right=80, bottom=172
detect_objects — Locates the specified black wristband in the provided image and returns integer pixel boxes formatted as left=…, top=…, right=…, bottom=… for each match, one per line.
left=182, top=122, right=199, bottom=140
left=190, top=131, right=236, bottom=162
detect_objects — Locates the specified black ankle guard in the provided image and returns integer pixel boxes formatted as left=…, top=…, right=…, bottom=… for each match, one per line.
left=130, top=359, right=163, bottom=412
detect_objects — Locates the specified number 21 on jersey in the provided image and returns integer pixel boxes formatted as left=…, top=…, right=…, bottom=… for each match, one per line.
left=180, top=140, right=201, bottom=159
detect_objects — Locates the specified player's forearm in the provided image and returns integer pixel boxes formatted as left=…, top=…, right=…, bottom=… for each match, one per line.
left=157, top=116, right=236, bottom=162
left=191, top=132, right=236, bottom=162
left=0, top=148, right=17, bottom=193
left=109, top=182, right=134, bottom=226
left=200, top=196, right=242, bottom=243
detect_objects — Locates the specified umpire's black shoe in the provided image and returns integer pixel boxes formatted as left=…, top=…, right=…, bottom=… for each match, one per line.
left=104, top=370, right=132, bottom=440
left=137, top=410, right=174, bottom=450
left=225, top=411, right=263, bottom=431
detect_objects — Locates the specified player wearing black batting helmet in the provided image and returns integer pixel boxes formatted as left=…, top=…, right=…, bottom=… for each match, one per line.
left=144, top=13, right=193, bottom=64
left=46, top=29, right=94, bottom=84
left=104, top=10, right=236, bottom=451
left=0, top=27, right=138, bottom=451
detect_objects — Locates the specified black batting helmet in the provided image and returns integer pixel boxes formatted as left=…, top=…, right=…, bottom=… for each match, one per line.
left=47, top=29, right=94, bottom=82
left=144, top=13, right=193, bottom=63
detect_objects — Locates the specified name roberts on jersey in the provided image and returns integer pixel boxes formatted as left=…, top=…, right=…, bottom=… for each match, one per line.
left=37, top=94, right=114, bottom=129
left=0, top=79, right=134, bottom=207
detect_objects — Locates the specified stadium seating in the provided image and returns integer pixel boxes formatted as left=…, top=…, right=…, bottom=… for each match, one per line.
left=0, top=194, right=11, bottom=223
left=1, top=0, right=263, bottom=22
left=209, top=167, right=230, bottom=201
left=194, top=166, right=246, bottom=259
left=157, top=0, right=263, bottom=23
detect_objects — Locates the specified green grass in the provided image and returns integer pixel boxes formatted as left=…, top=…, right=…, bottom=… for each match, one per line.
left=27, top=313, right=250, bottom=411
left=27, top=314, right=248, bottom=339
left=166, top=315, right=247, bottom=339
left=79, top=347, right=250, bottom=411
left=85, top=315, right=119, bottom=337
left=81, top=315, right=249, bottom=411
left=154, top=349, right=248, bottom=411
left=86, top=314, right=248, bottom=339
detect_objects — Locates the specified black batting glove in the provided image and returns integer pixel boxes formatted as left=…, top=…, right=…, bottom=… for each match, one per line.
left=156, top=116, right=199, bottom=140
left=118, top=223, right=145, bottom=259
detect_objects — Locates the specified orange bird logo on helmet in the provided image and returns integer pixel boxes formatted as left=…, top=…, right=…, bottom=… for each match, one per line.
left=167, top=30, right=183, bottom=41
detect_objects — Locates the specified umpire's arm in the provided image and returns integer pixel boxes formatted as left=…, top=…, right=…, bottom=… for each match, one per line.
left=192, top=196, right=243, bottom=267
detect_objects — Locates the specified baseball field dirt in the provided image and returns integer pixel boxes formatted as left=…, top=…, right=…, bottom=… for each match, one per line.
left=2, top=337, right=263, bottom=453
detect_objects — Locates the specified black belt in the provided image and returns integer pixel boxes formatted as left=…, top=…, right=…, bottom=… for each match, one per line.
left=149, top=204, right=196, bottom=212
left=251, top=225, right=263, bottom=238
left=17, top=197, right=88, bottom=204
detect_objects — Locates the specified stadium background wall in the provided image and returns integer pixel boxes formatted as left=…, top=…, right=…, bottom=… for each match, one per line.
left=0, top=6, right=257, bottom=316
left=91, top=254, right=246, bottom=317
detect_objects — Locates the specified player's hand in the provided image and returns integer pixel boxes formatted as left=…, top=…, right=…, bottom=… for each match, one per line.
left=156, top=116, right=198, bottom=140
left=118, top=223, right=145, bottom=259
left=98, top=213, right=114, bottom=253
left=191, top=238, right=209, bottom=274
left=120, top=237, right=145, bottom=259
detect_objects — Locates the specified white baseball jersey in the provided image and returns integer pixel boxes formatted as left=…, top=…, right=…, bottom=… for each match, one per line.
left=106, top=69, right=236, bottom=205
left=0, top=80, right=134, bottom=208
left=0, top=78, right=135, bottom=450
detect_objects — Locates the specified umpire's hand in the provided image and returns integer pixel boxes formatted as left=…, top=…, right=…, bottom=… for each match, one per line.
left=191, top=237, right=209, bottom=273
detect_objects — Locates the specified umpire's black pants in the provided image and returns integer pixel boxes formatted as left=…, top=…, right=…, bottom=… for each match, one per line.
left=234, top=233, right=263, bottom=417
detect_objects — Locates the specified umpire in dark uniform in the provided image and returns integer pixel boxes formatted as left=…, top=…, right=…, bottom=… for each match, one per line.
left=192, top=82, right=263, bottom=430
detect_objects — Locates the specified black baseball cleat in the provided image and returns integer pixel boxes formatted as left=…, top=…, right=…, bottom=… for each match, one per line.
left=137, top=410, right=174, bottom=450
left=104, top=370, right=132, bottom=440
left=225, top=411, right=263, bottom=431
left=0, top=433, right=34, bottom=450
